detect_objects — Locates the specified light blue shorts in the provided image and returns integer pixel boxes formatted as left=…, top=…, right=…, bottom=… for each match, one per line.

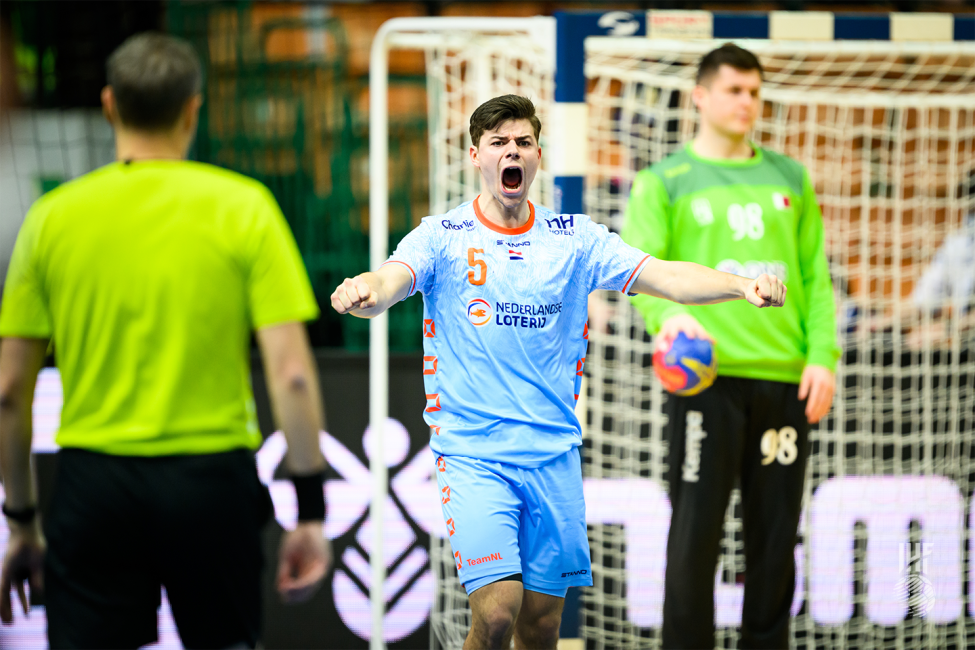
left=435, top=446, right=593, bottom=598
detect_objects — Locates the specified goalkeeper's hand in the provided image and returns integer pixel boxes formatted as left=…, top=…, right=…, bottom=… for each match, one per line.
left=799, top=364, right=835, bottom=424
left=657, top=314, right=714, bottom=354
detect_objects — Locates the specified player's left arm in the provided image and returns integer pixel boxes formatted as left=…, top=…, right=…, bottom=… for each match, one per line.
left=0, top=336, right=48, bottom=623
left=796, top=169, right=840, bottom=423
left=630, top=258, right=786, bottom=309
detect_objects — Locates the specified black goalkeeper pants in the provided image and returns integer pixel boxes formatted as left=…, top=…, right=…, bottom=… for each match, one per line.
left=662, top=377, right=811, bottom=650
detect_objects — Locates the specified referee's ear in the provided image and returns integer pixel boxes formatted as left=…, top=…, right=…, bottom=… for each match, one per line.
left=101, top=86, right=119, bottom=127
left=180, top=94, right=203, bottom=138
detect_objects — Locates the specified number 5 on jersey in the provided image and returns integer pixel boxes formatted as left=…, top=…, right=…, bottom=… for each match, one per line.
left=468, top=248, right=487, bottom=286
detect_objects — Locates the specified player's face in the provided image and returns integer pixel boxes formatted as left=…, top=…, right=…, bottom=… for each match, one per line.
left=471, top=119, right=541, bottom=211
left=694, top=65, right=762, bottom=137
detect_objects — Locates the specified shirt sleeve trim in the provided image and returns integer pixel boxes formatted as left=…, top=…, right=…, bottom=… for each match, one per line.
left=0, top=326, right=53, bottom=339
left=252, top=304, right=321, bottom=330
left=622, top=255, right=653, bottom=295
left=381, top=260, right=417, bottom=297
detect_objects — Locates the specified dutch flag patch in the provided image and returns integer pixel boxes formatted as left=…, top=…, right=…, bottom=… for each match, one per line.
left=509, top=249, right=523, bottom=261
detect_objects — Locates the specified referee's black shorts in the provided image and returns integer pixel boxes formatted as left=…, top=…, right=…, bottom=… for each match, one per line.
left=44, top=447, right=273, bottom=649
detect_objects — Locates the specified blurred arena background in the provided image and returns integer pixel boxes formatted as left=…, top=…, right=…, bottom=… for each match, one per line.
left=0, top=2, right=973, bottom=649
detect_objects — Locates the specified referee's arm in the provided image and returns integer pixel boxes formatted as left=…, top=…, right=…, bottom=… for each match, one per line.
left=0, top=336, right=48, bottom=622
left=255, top=321, right=330, bottom=603
left=256, top=321, right=325, bottom=474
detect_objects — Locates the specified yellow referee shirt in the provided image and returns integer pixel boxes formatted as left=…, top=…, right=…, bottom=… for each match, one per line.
left=0, top=160, right=319, bottom=456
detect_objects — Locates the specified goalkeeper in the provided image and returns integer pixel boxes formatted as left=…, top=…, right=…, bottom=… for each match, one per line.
left=622, top=43, right=840, bottom=649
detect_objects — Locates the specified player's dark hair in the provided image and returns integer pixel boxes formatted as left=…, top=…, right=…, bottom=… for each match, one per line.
left=469, top=94, right=541, bottom=147
left=696, top=43, right=764, bottom=86
left=107, top=32, right=202, bottom=132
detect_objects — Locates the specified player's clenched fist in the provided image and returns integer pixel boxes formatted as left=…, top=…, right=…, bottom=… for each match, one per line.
left=744, top=273, right=786, bottom=308
left=331, top=276, right=377, bottom=314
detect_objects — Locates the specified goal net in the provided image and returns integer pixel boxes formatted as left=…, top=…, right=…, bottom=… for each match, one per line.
left=582, top=38, right=975, bottom=650
left=410, top=30, right=554, bottom=217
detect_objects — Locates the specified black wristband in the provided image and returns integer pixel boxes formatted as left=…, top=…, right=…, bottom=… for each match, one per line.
left=291, top=471, right=326, bottom=522
left=2, top=502, right=37, bottom=524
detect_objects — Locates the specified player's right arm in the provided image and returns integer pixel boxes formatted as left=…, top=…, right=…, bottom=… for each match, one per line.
left=330, top=264, right=413, bottom=319
left=621, top=169, right=711, bottom=351
left=332, top=218, right=437, bottom=318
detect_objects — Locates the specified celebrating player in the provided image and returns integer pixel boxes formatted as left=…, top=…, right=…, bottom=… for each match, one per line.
left=331, top=94, right=785, bottom=650
left=0, top=33, right=328, bottom=647
left=622, top=44, right=840, bottom=649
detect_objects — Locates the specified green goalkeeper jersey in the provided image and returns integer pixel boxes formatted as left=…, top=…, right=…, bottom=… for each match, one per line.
left=622, top=142, right=840, bottom=383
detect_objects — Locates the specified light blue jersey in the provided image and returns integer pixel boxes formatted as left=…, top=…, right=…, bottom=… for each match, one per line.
left=385, top=197, right=651, bottom=468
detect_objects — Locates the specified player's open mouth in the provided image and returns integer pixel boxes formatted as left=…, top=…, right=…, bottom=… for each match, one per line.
left=501, top=166, right=523, bottom=194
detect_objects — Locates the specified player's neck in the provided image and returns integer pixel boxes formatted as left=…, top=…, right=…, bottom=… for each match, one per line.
left=476, top=193, right=531, bottom=229
left=692, top=128, right=754, bottom=161
left=114, top=128, right=190, bottom=163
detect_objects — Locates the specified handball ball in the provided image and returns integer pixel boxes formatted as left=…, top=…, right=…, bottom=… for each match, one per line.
left=652, top=331, right=717, bottom=396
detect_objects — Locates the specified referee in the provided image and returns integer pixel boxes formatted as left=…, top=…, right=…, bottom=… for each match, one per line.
left=0, top=33, right=328, bottom=648
left=622, top=44, right=840, bottom=649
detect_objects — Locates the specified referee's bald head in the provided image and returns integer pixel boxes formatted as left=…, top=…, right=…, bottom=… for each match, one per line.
left=106, top=32, right=202, bottom=132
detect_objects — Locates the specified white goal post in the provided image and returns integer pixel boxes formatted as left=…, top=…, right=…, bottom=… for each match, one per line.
left=368, top=10, right=975, bottom=650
